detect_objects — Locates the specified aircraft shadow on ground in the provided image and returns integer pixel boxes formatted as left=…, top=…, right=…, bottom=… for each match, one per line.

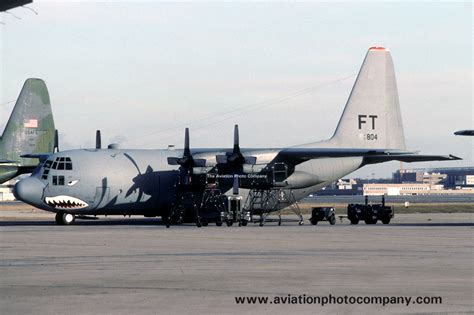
left=0, top=220, right=472, bottom=227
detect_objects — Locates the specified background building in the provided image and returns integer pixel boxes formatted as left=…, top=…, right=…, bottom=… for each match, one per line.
left=393, top=167, right=474, bottom=188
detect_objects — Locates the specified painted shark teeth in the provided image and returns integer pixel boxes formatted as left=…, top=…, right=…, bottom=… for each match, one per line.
left=44, top=195, right=88, bottom=209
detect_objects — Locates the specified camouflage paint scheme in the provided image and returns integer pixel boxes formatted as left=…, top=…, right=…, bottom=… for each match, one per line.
left=0, top=79, right=55, bottom=183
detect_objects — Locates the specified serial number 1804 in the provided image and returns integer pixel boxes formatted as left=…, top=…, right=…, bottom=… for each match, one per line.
left=366, top=133, right=378, bottom=140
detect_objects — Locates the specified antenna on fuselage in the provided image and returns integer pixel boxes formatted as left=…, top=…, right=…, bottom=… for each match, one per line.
left=53, top=129, right=59, bottom=153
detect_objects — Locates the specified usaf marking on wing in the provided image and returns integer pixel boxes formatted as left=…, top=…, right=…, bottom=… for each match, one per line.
left=13, top=47, right=460, bottom=226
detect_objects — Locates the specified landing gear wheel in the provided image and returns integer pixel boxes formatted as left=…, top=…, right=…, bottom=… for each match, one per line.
left=55, top=212, right=64, bottom=225
left=56, top=212, right=75, bottom=225
left=298, top=220, right=304, bottom=226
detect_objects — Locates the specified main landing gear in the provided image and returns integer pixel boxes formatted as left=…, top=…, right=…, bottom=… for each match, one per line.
left=55, top=211, right=76, bottom=225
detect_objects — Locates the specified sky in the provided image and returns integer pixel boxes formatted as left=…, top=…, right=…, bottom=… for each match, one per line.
left=0, top=1, right=472, bottom=178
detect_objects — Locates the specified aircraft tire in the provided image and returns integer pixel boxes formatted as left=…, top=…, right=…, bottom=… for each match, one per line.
left=55, top=212, right=64, bottom=225
left=62, top=213, right=76, bottom=225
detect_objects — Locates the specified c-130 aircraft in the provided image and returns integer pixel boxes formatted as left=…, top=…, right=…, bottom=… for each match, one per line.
left=14, top=47, right=460, bottom=226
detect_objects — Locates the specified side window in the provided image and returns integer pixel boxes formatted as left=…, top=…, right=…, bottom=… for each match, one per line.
left=42, top=160, right=53, bottom=180
left=65, top=157, right=73, bottom=170
left=52, top=175, right=65, bottom=186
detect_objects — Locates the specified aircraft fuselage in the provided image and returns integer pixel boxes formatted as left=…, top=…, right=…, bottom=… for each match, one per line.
left=14, top=147, right=363, bottom=216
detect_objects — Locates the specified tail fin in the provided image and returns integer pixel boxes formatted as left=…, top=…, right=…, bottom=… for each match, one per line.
left=327, top=47, right=406, bottom=150
left=0, top=78, right=55, bottom=166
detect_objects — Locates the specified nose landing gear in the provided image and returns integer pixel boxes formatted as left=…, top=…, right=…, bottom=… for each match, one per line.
left=55, top=211, right=76, bottom=225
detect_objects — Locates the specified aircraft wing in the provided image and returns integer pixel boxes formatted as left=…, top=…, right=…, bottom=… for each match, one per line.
left=272, top=147, right=461, bottom=166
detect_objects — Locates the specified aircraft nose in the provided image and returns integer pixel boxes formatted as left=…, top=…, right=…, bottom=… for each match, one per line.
left=13, top=177, right=45, bottom=206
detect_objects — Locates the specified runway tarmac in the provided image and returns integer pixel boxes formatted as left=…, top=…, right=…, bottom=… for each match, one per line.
left=0, top=205, right=473, bottom=314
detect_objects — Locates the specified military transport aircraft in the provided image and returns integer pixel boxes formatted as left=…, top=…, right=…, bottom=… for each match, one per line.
left=0, top=78, right=55, bottom=183
left=13, top=47, right=460, bottom=226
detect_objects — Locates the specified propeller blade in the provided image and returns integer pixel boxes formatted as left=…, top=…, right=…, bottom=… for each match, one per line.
left=96, top=130, right=101, bottom=149
left=167, top=157, right=180, bottom=165
left=53, top=129, right=59, bottom=153
left=167, top=128, right=207, bottom=169
left=233, top=124, right=239, bottom=152
left=232, top=175, right=239, bottom=195
left=184, top=127, right=190, bottom=157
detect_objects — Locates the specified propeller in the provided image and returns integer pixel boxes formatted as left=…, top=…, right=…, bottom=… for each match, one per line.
left=95, top=130, right=101, bottom=149
left=216, top=124, right=257, bottom=171
left=167, top=128, right=206, bottom=169
left=53, top=129, right=59, bottom=153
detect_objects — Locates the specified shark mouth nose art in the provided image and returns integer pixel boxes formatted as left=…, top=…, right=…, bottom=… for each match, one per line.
left=44, top=195, right=89, bottom=209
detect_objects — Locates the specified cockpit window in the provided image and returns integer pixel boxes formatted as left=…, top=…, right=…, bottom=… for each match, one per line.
left=41, top=160, right=53, bottom=180
left=51, top=157, right=73, bottom=170
left=52, top=175, right=65, bottom=186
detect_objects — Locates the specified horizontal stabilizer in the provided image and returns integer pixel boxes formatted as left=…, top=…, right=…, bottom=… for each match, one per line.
left=364, top=154, right=461, bottom=164
left=21, top=153, right=51, bottom=163
left=0, top=159, right=19, bottom=164
left=454, top=130, right=474, bottom=136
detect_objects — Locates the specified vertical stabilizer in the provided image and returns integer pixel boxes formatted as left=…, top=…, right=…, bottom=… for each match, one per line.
left=325, top=47, right=406, bottom=150
left=0, top=78, right=55, bottom=165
